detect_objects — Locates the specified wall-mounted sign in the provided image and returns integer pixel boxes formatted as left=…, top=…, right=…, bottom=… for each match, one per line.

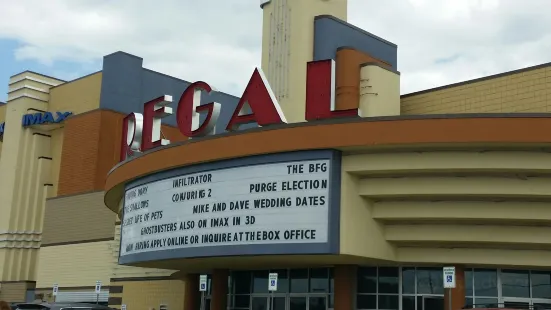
left=21, top=111, right=72, bottom=127
left=95, top=280, right=102, bottom=294
left=443, top=266, right=456, bottom=288
left=268, top=273, right=278, bottom=291
left=199, top=275, right=207, bottom=292
left=118, top=151, right=340, bottom=263
left=119, top=59, right=359, bottom=161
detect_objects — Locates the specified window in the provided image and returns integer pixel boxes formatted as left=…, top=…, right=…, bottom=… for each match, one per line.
left=464, top=268, right=551, bottom=309
left=358, top=267, right=377, bottom=294
left=465, top=268, right=498, bottom=308
left=357, top=267, right=400, bottom=310
left=379, top=267, right=399, bottom=294
left=290, top=269, right=309, bottom=293
left=416, top=268, right=443, bottom=295
left=230, top=271, right=251, bottom=310
left=272, top=269, right=289, bottom=293
left=474, top=269, right=498, bottom=297
left=310, top=268, right=330, bottom=293
left=253, top=270, right=269, bottom=293
left=402, top=268, right=415, bottom=295
left=355, top=267, right=551, bottom=310
left=501, top=270, right=530, bottom=298
left=532, top=271, right=551, bottom=299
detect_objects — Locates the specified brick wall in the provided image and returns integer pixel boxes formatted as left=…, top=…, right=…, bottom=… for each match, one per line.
left=57, top=110, right=186, bottom=197
left=401, top=64, right=551, bottom=114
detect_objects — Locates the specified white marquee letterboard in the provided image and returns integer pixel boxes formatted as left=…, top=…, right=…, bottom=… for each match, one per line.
left=119, top=158, right=333, bottom=259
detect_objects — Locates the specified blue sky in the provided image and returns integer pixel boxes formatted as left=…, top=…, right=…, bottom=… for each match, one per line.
left=0, top=39, right=101, bottom=102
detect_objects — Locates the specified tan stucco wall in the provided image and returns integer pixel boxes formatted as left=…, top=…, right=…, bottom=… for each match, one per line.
left=401, top=64, right=551, bottom=114
left=0, top=281, right=32, bottom=303
left=48, top=72, right=102, bottom=115
left=340, top=149, right=551, bottom=267
left=42, top=192, right=115, bottom=245
left=359, top=64, right=400, bottom=117
left=36, top=241, right=113, bottom=288
left=111, top=280, right=186, bottom=310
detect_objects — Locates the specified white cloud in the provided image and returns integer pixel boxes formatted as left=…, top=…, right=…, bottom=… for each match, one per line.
left=0, top=0, right=550, bottom=95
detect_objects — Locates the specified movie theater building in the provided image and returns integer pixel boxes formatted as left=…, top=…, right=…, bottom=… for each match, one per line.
left=105, top=3, right=551, bottom=310
left=2, top=0, right=551, bottom=310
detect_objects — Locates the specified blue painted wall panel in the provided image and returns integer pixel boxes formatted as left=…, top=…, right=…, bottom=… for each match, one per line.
left=99, top=52, right=257, bottom=133
left=313, top=15, right=398, bottom=69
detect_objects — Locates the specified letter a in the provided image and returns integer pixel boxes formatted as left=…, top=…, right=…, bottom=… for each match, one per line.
left=226, top=68, right=287, bottom=131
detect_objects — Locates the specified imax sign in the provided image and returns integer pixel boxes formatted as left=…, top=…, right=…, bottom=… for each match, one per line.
left=21, top=111, right=72, bottom=127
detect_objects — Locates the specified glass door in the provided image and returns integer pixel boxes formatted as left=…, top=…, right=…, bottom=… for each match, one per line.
left=308, top=296, right=327, bottom=310
left=422, top=296, right=444, bottom=310
left=251, top=295, right=287, bottom=310
left=271, top=296, right=286, bottom=310
left=252, top=296, right=270, bottom=310
left=289, top=296, right=308, bottom=310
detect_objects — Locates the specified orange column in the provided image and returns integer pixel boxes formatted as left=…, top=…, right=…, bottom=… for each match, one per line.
left=335, top=48, right=393, bottom=111
left=334, top=265, right=356, bottom=310
left=210, top=269, right=229, bottom=310
left=444, top=266, right=466, bottom=310
left=183, top=274, right=200, bottom=310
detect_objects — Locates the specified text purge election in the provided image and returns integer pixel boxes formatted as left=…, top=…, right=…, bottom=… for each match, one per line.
left=119, top=159, right=332, bottom=257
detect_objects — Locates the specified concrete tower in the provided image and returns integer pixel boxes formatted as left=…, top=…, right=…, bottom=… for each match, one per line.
left=260, top=0, right=347, bottom=123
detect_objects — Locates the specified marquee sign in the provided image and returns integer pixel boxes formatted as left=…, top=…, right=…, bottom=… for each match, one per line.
left=118, top=150, right=340, bottom=263
left=119, top=59, right=361, bottom=161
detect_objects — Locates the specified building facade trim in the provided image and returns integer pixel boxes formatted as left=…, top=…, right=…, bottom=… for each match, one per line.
left=401, top=61, right=551, bottom=98
left=105, top=116, right=551, bottom=212
left=40, top=237, right=115, bottom=247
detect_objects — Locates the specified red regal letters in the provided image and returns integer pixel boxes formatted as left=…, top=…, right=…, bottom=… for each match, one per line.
left=120, top=59, right=359, bottom=161
left=226, top=68, right=287, bottom=131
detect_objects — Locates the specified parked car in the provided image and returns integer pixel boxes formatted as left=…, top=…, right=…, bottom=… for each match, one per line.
left=13, top=303, right=114, bottom=310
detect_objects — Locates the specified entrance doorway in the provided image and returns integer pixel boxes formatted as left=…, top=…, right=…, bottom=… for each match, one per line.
left=422, top=296, right=444, bottom=310
left=249, top=295, right=328, bottom=310
left=251, top=295, right=286, bottom=310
